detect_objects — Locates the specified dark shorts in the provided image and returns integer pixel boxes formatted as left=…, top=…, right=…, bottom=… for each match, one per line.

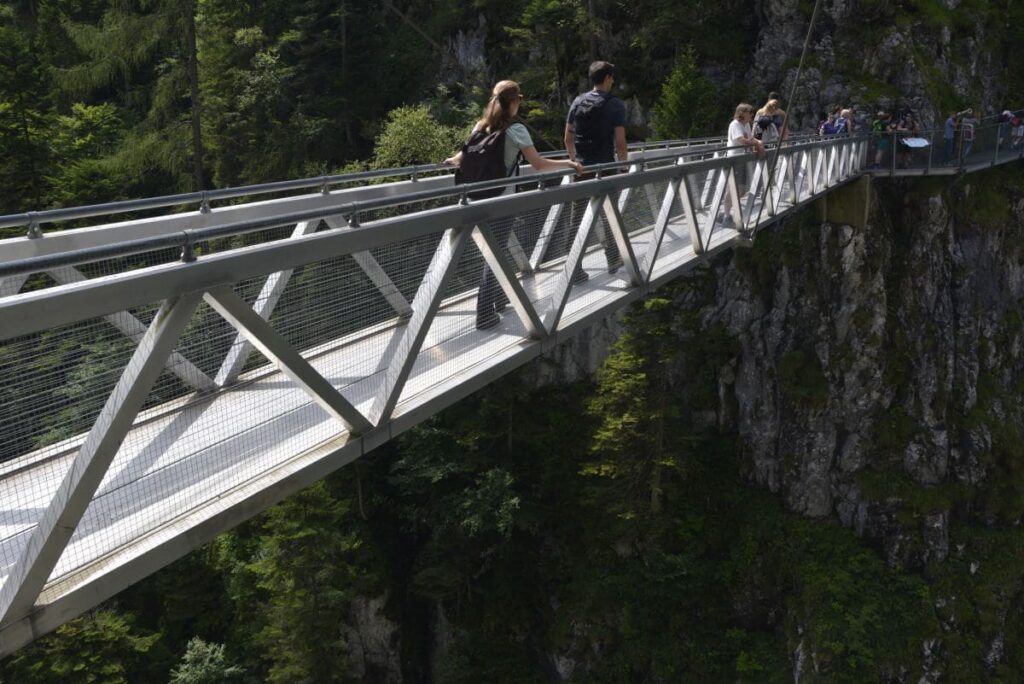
left=731, top=157, right=748, bottom=187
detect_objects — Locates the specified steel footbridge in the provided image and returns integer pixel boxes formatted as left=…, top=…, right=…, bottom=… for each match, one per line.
left=0, top=124, right=1019, bottom=652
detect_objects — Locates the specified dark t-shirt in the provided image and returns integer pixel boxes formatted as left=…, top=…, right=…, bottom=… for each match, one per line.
left=566, top=90, right=626, bottom=164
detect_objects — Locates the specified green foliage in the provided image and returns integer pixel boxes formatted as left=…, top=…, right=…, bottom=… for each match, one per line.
left=248, top=481, right=361, bottom=683
left=49, top=102, right=122, bottom=164
left=169, top=638, right=244, bottom=684
left=57, top=0, right=207, bottom=191
left=784, top=518, right=936, bottom=680
left=0, top=24, right=51, bottom=212
left=586, top=296, right=681, bottom=521
left=652, top=49, right=716, bottom=139
left=928, top=525, right=1024, bottom=680
left=1, top=610, right=158, bottom=684
left=371, top=105, right=464, bottom=169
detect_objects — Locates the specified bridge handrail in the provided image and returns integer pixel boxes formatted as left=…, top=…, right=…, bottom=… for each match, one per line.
left=0, top=136, right=745, bottom=233
left=0, top=134, right=854, bottom=283
left=0, top=132, right=834, bottom=236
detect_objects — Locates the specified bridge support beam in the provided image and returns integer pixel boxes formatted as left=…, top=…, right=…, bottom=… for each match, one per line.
left=471, top=223, right=546, bottom=339
left=0, top=293, right=202, bottom=637
left=816, top=174, right=872, bottom=230
left=203, top=286, right=373, bottom=435
left=370, top=227, right=469, bottom=425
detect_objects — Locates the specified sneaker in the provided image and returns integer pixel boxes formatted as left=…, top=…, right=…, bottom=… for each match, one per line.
left=475, top=311, right=500, bottom=330
left=719, top=215, right=736, bottom=229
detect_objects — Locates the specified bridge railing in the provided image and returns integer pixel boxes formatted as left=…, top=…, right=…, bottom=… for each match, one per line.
left=0, top=133, right=866, bottom=464
left=0, top=134, right=825, bottom=295
left=0, top=136, right=755, bottom=236
left=0, top=132, right=867, bottom=652
left=866, top=121, right=1024, bottom=175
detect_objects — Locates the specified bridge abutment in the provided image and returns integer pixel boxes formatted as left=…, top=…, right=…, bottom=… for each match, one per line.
left=816, top=175, right=872, bottom=230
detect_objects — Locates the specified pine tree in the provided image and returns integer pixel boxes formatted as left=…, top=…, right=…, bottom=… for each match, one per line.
left=57, top=0, right=208, bottom=190
left=0, top=22, right=51, bottom=213
left=585, top=296, right=681, bottom=522
left=249, top=481, right=360, bottom=683
left=169, top=638, right=244, bottom=684
left=652, top=49, right=716, bottom=140
left=0, top=610, right=159, bottom=684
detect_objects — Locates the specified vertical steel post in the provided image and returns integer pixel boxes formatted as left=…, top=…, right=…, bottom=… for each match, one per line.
left=926, top=130, right=934, bottom=174
left=890, top=132, right=897, bottom=176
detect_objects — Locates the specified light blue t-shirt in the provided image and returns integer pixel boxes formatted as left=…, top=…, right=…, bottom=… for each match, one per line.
left=944, top=117, right=955, bottom=140
left=503, top=123, right=532, bottom=175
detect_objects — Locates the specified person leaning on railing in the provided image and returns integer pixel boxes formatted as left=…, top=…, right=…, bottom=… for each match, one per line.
left=838, top=108, right=854, bottom=134
left=896, top=112, right=920, bottom=168
left=444, top=80, right=583, bottom=331
left=943, top=111, right=958, bottom=164
left=960, top=109, right=979, bottom=160
left=721, top=103, right=763, bottom=229
left=753, top=99, right=783, bottom=144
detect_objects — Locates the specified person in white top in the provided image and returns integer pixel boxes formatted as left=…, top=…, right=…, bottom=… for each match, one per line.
left=723, top=103, right=763, bottom=227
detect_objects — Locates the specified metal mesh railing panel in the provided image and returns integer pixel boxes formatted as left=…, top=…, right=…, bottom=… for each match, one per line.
left=52, top=339, right=317, bottom=583
left=304, top=230, right=449, bottom=416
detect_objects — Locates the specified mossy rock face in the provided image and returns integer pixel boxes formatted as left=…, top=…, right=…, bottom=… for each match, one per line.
left=778, top=350, right=830, bottom=409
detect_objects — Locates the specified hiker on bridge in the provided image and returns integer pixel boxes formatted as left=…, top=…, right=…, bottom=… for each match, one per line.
left=755, top=92, right=788, bottom=141
left=960, top=109, right=980, bottom=160
left=444, top=80, right=583, bottom=330
left=562, top=60, right=628, bottom=282
left=943, top=111, right=958, bottom=164
left=722, top=103, right=764, bottom=228
left=871, top=111, right=896, bottom=168
left=769, top=92, right=788, bottom=135
left=839, top=108, right=854, bottom=134
left=753, top=99, right=783, bottom=145
left=999, top=109, right=1024, bottom=149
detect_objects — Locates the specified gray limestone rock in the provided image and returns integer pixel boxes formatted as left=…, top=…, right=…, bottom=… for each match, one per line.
left=341, top=595, right=402, bottom=682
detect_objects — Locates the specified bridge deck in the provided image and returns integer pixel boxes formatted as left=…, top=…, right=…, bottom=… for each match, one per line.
left=0, top=211, right=737, bottom=638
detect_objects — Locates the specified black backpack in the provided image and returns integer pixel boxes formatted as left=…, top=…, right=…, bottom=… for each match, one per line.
left=753, top=115, right=777, bottom=141
left=454, top=128, right=521, bottom=200
left=572, top=92, right=610, bottom=162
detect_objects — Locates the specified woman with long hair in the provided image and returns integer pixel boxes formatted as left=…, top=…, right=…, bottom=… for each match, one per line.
left=445, top=80, right=582, bottom=177
left=446, top=80, right=583, bottom=330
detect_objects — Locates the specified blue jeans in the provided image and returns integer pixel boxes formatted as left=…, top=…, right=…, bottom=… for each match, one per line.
left=944, top=138, right=954, bottom=163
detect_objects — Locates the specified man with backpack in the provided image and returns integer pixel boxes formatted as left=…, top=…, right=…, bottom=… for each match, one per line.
left=565, top=61, right=628, bottom=168
left=562, top=61, right=628, bottom=281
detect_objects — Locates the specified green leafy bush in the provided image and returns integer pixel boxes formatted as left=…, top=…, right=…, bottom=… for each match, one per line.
left=372, top=105, right=465, bottom=169
left=652, top=50, right=717, bottom=140
left=169, top=638, right=244, bottom=684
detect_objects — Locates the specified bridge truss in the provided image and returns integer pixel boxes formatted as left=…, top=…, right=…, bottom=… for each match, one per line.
left=0, top=129, right=983, bottom=653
